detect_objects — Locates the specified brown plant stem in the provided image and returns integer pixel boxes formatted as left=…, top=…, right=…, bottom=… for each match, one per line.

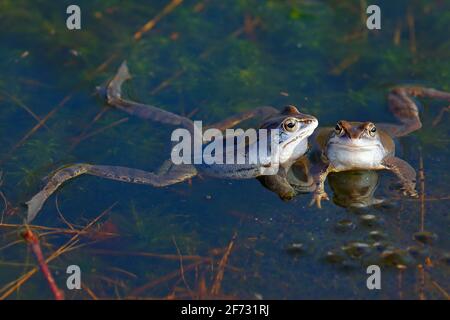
left=21, top=229, right=64, bottom=300
left=134, top=0, right=184, bottom=41
left=0, top=94, right=72, bottom=165
left=211, top=231, right=237, bottom=296
left=0, top=203, right=115, bottom=299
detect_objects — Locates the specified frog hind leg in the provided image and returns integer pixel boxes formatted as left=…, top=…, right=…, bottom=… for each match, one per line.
left=382, top=156, right=418, bottom=197
left=104, top=62, right=280, bottom=137
left=104, top=61, right=196, bottom=133
left=379, top=86, right=450, bottom=137
left=26, top=161, right=197, bottom=222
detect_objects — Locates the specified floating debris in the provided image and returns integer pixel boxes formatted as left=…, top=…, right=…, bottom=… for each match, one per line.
left=254, top=293, right=263, bottom=300
left=324, top=251, right=345, bottom=264
left=205, top=195, right=212, bottom=200
left=69, top=49, right=80, bottom=57
left=285, top=243, right=305, bottom=255
left=359, top=214, right=378, bottom=227
left=368, top=230, right=386, bottom=241
left=334, top=219, right=355, bottom=232
left=371, top=241, right=389, bottom=252
left=406, top=246, right=428, bottom=259
left=20, top=51, right=29, bottom=59
left=413, top=231, right=437, bottom=245
left=342, top=242, right=371, bottom=258
left=380, top=249, right=412, bottom=267
left=439, top=253, right=450, bottom=266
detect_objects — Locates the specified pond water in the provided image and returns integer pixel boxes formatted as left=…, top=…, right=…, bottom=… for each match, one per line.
left=0, top=0, right=448, bottom=299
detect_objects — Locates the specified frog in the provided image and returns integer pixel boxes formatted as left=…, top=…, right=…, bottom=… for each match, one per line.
left=26, top=62, right=318, bottom=222
left=308, top=86, right=450, bottom=208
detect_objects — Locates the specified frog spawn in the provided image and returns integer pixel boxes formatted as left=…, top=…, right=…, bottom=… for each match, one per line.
left=315, top=214, right=440, bottom=270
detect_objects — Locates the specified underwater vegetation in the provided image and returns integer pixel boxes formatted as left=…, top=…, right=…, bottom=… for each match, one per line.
left=0, top=0, right=449, bottom=299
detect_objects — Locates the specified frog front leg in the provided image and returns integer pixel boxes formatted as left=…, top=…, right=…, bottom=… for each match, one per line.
left=382, top=156, right=418, bottom=197
left=309, top=162, right=334, bottom=209
left=257, top=171, right=296, bottom=201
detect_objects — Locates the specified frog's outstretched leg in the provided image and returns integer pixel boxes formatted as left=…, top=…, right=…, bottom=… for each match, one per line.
left=382, top=156, right=418, bottom=197
left=105, top=62, right=280, bottom=136
left=379, top=86, right=450, bottom=137
left=26, top=161, right=197, bottom=222
left=104, top=61, right=197, bottom=133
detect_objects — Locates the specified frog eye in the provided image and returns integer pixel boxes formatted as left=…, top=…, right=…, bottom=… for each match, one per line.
left=369, top=125, right=377, bottom=136
left=334, top=123, right=343, bottom=135
left=283, top=118, right=299, bottom=132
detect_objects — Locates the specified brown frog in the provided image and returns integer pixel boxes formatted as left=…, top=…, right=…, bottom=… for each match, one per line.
left=308, top=87, right=450, bottom=208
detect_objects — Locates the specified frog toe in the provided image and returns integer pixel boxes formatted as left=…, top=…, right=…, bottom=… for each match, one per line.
left=309, top=192, right=329, bottom=209
left=404, top=188, right=418, bottom=198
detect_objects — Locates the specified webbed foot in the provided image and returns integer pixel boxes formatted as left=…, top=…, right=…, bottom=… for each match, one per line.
left=309, top=191, right=329, bottom=209
left=401, top=184, right=418, bottom=198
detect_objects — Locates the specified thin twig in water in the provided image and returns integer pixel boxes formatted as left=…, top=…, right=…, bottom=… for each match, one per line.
left=418, top=149, right=425, bottom=232
left=55, top=196, right=75, bottom=230
left=107, top=266, right=138, bottom=279
left=0, top=223, right=117, bottom=238
left=0, top=239, right=24, bottom=252
left=390, top=195, right=450, bottom=201
left=134, top=0, right=184, bottom=41
left=330, top=54, right=360, bottom=76
left=81, top=282, right=99, bottom=300
left=88, top=248, right=207, bottom=261
left=90, top=53, right=119, bottom=79
left=0, top=202, right=116, bottom=299
left=75, top=117, right=129, bottom=143
left=432, top=106, right=450, bottom=126
left=393, top=20, right=402, bottom=46
left=150, top=18, right=260, bottom=95
left=0, top=94, right=72, bottom=166
left=0, top=191, right=7, bottom=224
left=68, top=107, right=110, bottom=151
left=129, top=259, right=208, bottom=297
left=210, top=231, right=237, bottom=296
left=407, top=7, right=417, bottom=59
left=1, top=91, right=50, bottom=130
left=21, top=229, right=64, bottom=300
left=172, top=236, right=193, bottom=295
left=431, top=280, right=449, bottom=300
left=417, top=264, right=426, bottom=300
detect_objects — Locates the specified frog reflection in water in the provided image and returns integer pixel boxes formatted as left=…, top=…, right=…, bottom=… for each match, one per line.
left=259, top=87, right=450, bottom=208
left=26, top=62, right=318, bottom=221
left=327, top=170, right=384, bottom=209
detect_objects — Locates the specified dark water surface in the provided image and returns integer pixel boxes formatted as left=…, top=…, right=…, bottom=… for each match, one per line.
left=0, top=0, right=449, bottom=299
